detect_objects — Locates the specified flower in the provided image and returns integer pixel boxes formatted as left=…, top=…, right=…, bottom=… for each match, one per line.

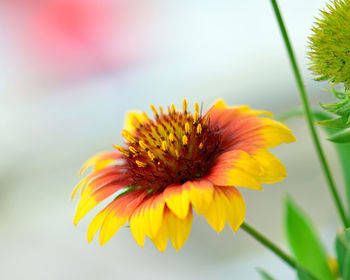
left=308, top=0, right=350, bottom=87
left=72, top=99, right=295, bottom=251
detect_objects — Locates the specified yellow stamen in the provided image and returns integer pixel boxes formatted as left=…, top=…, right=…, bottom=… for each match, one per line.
left=159, top=106, right=164, bottom=115
left=129, top=146, right=138, bottom=154
left=185, top=122, right=190, bottom=135
left=175, top=149, right=180, bottom=159
left=182, top=135, right=188, bottom=146
left=121, top=130, right=136, bottom=143
left=199, top=143, right=203, bottom=149
left=196, top=124, right=202, bottom=135
left=148, top=151, right=155, bottom=161
left=150, top=104, right=159, bottom=118
left=113, top=145, right=130, bottom=157
left=171, top=104, right=176, bottom=114
left=186, top=113, right=191, bottom=119
left=136, top=160, right=147, bottom=167
left=195, top=102, right=199, bottom=114
left=161, top=141, right=168, bottom=152
left=139, top=140, right=148, bottom=151
left=193, top=111, right=198, bottom=124
left=142, top=112, right=150, bottom=123
left=183, top=99, right=188, bottom=114
left=169, top=133, right=175, bottom=143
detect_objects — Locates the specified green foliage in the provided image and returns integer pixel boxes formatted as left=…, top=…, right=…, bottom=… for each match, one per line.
left=278, top=108, right=350, bottom=222
left=308, top=0, right=350, bottom=87
left=284, top=196, right=334, bottom=280
left=319, top=89, right=350, bottom=129
left=256, top=268, right=276, bottom=280
left=327, top=128, right=350, bottom=142
left=297, top=267, right=318, bottom=280
left=335, top=228, right=350, bottom=279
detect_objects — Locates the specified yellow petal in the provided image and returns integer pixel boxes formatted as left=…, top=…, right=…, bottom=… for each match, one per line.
left=147, top=195, right=165, bottom=238
left=164, top=184, right=190, bottom=219
left=202, top=189, right=227, bottom=232
left=203, top=187, right=245, bottom=233
left=188, top=180, right=214, bottom=214
left=252, top=149, right=287, bottom=184
left=79, top=152, right=120, bottom=176
left=99, top=210, right=129, bottom=246
left=130, top=207, right=147, bottom=247
left=211, top=100, right=273, bottom=117
left=151, top=218, right=168, bottom=252
left=260, top=118, right=296, bottom=148
left=73, top=197, right=99, bottom=226
left=205, top=150, right=263, bottom=190
left=212, top=99, right=228, bottom=109
left=130, top=193, right=165, bottom=245
left=87, top=209, right=107, bottom=243
left=167, top=207, right=193, bottom=251
left=96, top=190, right=147, bottom=246
left=220, top=187, right=245, bottom=232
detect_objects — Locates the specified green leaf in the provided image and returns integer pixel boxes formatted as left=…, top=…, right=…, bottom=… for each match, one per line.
left=318, top=89, right=350, bottom=128
left=335, top=228, right=350, bottom=279
left=284, top=196, right=334, bottom=280
left=327, top=128, right=350, bottom=143
left=277, top=108, right=350, bottom=224
left=256, top=268, right=276, bottom=280
left=297, top=267, right=318, bottom=280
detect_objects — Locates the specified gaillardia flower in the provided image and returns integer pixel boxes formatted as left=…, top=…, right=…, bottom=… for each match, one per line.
left=72, top=99, right=295, bottom=251
left=308, top=0, right=350, bottom=87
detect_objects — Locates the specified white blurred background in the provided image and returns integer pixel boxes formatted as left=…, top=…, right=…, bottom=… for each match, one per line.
left=0, top=0, right=343, bottom=279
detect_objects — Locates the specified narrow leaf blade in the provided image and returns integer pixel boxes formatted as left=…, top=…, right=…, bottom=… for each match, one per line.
left=284, top=197, right=334, bottom=280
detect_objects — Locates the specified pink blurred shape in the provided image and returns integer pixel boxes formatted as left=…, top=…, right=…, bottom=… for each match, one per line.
left=3, top=0, right=155, bottom=80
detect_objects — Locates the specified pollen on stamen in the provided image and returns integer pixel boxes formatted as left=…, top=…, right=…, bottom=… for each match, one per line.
left=171, top=104, right=176, bottom=114
left=139, top=140, right=148, bottom=150
left=150, top=104, right=159, bottom=118
left=185, top=122, right=190, bottom=135
left=136, top=160, right=147, bottom=167
left=129, top=146, right=138, bottom=154
left=161, top=141, right=168, bottom=152
left=113, top=145, right=130, bottom=157
left=169, top=133, right=175, bottom=143
left=121, top=130, right=136, bottom=143
left=182, top=135, right=188, bottom=146
left=183, top=99, right=188, bottom=114
left=142, top=112, right=151, bottom=123
left=148, top=151, right=156, bottom=161
left=196, top=124, right=202, bottom=135
left=193, top=111, right=199, bottom=124
left=195, top=102, right=199, bottom=114
left=120, top=100, right=222, bottom=192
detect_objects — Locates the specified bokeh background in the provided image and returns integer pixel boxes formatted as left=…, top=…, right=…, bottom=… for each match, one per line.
left=0, top=0, right=343, bottom=279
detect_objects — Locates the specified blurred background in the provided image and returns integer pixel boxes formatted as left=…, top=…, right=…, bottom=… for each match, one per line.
left=0, top=0, right=343, bottom=279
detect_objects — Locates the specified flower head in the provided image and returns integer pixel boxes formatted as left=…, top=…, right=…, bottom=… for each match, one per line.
left=308, top=0, right=350, bottom=87
left=72, top=99, right=295, bottom=251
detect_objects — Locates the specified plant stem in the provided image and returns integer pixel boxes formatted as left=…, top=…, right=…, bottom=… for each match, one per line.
left=270, top=0, right=349, bottom=228
left=241, top=222, right=297, bottom=269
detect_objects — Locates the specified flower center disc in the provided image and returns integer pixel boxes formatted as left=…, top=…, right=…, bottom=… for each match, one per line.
left=116, top=101, right=222, bottom=193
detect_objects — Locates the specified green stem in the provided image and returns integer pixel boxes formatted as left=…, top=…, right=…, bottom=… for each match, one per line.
left=270, top=0, right=349, bottom=228
left=241, top=222, right=297, bottom=269
left=241, top=222, right=318, bottom=279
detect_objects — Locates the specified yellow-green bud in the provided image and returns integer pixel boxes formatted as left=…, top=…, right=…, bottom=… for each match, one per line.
left=308, top=0, right=350, bottom=87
